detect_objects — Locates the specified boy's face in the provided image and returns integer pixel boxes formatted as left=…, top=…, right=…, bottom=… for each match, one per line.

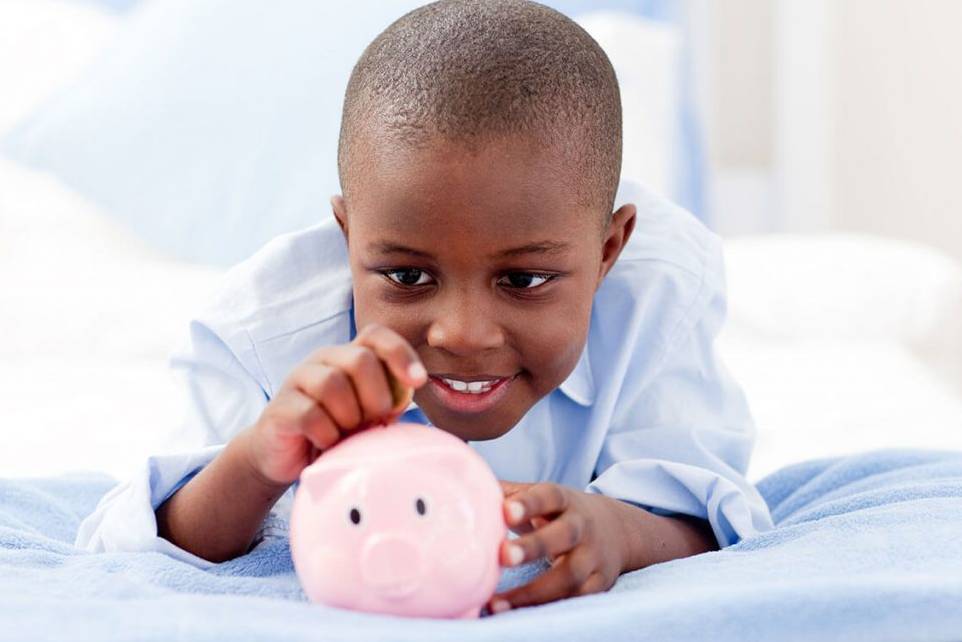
left=333, top=136, right=635, bottom=442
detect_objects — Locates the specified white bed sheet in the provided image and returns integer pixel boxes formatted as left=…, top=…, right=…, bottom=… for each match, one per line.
left=721, top=335, right=962, bottom=479
left=0, top=159, right=222, bottom=479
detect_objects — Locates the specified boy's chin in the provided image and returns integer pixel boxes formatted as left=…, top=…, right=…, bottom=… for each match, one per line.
left=420, top=405, right=525, bottom=443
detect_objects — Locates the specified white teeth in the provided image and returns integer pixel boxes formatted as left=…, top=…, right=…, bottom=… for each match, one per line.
left=441, top=378, right=496, bottom=394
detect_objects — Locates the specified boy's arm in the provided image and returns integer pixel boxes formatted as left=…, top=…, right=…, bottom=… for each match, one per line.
left=584, top=314, right=773, bottom=549
left=74, top=319, right=272, bottom=566
left=157, top=322, right=425, bottom=563
left=155, top=428, right=289, bottom=563
left=584, top=237, right=774, bottom=550
left=489, top=237, right=771, bottom=613
left=612, top=500, right=718, bottom=571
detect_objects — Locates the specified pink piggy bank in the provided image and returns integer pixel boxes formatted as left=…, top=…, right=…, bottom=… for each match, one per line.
left=289, top=423, right=506, bottom=619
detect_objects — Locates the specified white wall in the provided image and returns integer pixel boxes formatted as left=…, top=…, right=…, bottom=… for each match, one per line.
left=689, top=0, right=776, bottom=234
left=704, top=0, right=773, bottom=169
left=834, top=0, right=962, bottom=260
left=699, top=0, right=962, bottom=262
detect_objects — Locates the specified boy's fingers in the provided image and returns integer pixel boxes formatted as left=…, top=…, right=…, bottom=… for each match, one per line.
left=491, top=547, right=598, bottom=612
left=575, top=571, right=608, bottom=597
left=489, top=552, right=590, bottom=613
left=507, top=522, right=535, bottom=536
left=303, top=407, right=341, bottom=451
left=290, top=363, right=363, bottom=430
left=285, top=390, right=340, bottom=450
left=321, top=345, right=394, bottom=421
left=355, top=323, right=427, bottom=390
left=501, top=512, right=585, bottom=566
left=504, top=483, right=569, bottom=526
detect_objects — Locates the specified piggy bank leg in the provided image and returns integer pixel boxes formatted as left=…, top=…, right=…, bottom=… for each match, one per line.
left=457, top=606, right=482, bottom=619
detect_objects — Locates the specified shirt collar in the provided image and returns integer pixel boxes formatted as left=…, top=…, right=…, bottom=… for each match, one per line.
left=558, top=341, right=595, bottom=406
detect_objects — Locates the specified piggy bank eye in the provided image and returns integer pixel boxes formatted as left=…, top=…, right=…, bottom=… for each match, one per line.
left=415, top=497, right=427, bottom=516
left=348, top=507, right=362, bottom=525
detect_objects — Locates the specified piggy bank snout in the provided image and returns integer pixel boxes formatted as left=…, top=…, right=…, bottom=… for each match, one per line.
left=360, top=533, right=425, bottom=597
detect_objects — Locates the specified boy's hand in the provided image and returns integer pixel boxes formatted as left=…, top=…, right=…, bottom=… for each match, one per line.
left=488, top=481, right=631, bottom=613
left=243, top=323, right=427, bottom=486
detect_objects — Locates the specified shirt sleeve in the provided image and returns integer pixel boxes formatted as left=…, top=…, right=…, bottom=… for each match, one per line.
left=74, top=318, right=283, bottom=567
left=585, top=245, right=774, bottom=548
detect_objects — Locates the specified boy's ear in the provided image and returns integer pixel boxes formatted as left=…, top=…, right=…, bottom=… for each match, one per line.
left=331, top=195, right=349, bottom=241
left=597, top=203, right=637, bottom=286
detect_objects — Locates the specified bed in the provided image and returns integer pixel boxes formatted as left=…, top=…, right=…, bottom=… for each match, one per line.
left=3, top=451, right=961, bottom=641
left=2, top=1, right=962, bottom=639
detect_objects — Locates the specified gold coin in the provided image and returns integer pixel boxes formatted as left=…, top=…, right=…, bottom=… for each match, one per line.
left=386, top=366, right=414, bottom=413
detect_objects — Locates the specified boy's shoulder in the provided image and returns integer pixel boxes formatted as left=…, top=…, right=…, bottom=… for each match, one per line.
left=612, top=181, right=722, bottom=283
left=201, top=217, right=353, bottom=346
left=594, top=181, right=725, bottom=359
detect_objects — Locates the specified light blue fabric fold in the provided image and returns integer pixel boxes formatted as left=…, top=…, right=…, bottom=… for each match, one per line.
left=3, top=449, right=962, bottom=641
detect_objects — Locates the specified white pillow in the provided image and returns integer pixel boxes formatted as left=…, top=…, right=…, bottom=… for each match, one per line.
left=723, top=234, right=962, bottom=346
left=722, top=234, right=962, bottom=425
left=0, top=159, right=222, bottom=364
left=720, top=234, right=962, bottom=478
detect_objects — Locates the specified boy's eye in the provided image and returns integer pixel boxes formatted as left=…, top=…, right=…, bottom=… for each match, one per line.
left=383, top=268, right=433, bottom=286
left=498, top=273, right=554, bottom=289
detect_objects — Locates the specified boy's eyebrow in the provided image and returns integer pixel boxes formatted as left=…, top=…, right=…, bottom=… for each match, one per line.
left=369, top=240, right=572, bottom=259
left=495, top=241, right=571, bottom=258
left=370, top=242, right=434, bottom=259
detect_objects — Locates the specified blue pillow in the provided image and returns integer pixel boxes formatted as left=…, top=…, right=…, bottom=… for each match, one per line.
left=2, top=0, right=704, bottom=266
left=3, top=0, right=428, bottom=265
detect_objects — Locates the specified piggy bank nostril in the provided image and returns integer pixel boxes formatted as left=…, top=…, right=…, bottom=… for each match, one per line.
left=360, top=534, right=424, bottom=596
left=415, top=497, right=427, bottom=516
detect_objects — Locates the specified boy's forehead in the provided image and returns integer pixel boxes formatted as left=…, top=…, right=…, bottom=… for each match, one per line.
left=341, top=143, right=611, bottom=270
left=347, top=134, right=590, bottom=216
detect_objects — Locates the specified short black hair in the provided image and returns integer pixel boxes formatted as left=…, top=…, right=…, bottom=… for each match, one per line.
left=337, top=0, right=622, bottom=216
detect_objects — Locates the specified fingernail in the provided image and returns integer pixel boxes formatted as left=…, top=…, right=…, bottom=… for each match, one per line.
left=490, top=599, right=511, bottom=614
left=507, top=500, right=524, bottom=523
left=507, top=544, right=524, bottom=566
left=408, top=362, right=427, bottom=382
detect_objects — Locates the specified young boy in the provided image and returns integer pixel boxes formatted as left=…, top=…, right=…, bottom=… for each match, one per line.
left=77, top=0, right=772, bottom=613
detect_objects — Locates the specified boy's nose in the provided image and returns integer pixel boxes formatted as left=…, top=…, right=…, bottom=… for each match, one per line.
left=426, top=300, right=505, bottom=356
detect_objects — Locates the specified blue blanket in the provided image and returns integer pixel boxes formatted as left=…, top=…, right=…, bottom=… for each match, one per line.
left=2, top=449, right=961, bottom=641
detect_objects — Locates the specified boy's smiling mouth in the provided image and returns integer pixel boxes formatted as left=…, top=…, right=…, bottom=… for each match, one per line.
left=427, top=373, right=519, bottom=414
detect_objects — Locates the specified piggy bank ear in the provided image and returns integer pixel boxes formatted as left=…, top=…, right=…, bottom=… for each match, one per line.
left=299, top=463, right=348, bottom=502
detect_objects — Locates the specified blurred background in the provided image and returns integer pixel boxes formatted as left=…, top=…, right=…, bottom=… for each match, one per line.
left=1, top=0, right=960, bottom=481
left=695, top=0, right=962, bottom=255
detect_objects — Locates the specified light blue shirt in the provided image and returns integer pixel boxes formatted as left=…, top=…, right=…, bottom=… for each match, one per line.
left=76, top=181, right=773, bottom=567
